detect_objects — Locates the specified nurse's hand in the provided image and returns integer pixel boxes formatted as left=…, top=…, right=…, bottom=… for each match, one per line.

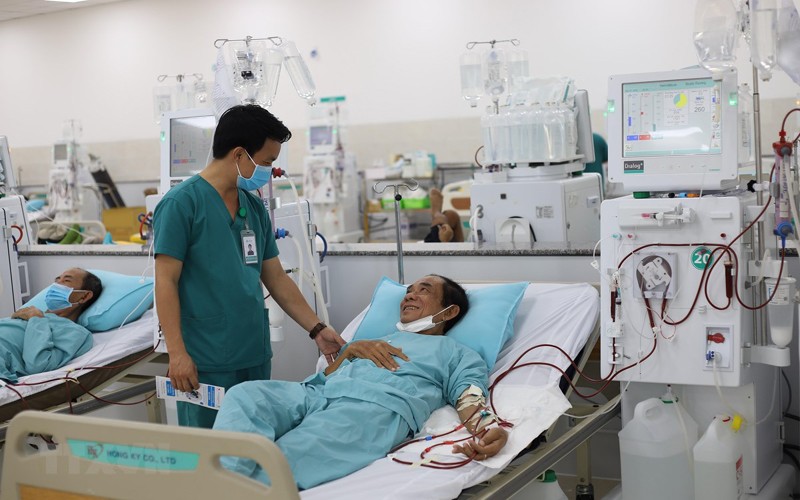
left=168, top=351, right=199, bottom=393
left=11, top=306, right=45, bottom=320
left=342, top=340, right=409, bottom=371
left=451, top=427, right=508, bottom=461
left=314, top=326, right=346, bottom=365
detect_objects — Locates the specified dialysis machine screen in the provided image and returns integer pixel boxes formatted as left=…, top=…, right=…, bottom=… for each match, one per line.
left=607, top=68, right=738, bottom=192
left=159, top=109, right=216, bottom=193
left=169, top=115, right=216, bottom=178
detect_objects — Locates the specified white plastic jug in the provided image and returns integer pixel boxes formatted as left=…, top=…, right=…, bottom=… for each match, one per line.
left=619, top=397, right=699, bottom=500
left=508, top=470, right=567, bottom=500
left=694, top=415, right=744, bottom=500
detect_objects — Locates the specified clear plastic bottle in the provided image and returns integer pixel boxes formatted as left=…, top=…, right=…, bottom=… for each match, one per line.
left=281, top=40, right=317, bottom=106
left=460, top=52, right=483, bottom=108
left=776, top=0, right=800, bottom=85
left=751, top=0, right=779, bottom=80
left=693, top=0, right=739, bottom=74
left=507, top=48, right=529, bottom=94
left=619, top=397, right=699, bottom=500
left=262, top=48, right=283, bottom=107
left=693, top=415, right=745, bottom=500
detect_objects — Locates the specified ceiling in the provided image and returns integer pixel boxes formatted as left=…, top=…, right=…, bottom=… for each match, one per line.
left=0, top=0, right=125, bottom=23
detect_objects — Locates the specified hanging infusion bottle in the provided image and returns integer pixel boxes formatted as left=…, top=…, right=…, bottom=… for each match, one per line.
left=281, top=40, right=317, bottom=106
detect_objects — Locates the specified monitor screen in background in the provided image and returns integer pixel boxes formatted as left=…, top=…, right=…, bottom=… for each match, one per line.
left=309, top=125, right=334, bottom=148
left=622, top=78, right=722, bottom=160
left=170, top=115, right=216, bottom=178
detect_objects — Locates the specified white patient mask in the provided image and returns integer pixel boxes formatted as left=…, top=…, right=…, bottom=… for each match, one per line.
left=396, top=305, right=454, bottom=333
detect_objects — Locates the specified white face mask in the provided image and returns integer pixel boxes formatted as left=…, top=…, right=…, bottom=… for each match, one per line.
left=396, top=305, right=454, bottom=333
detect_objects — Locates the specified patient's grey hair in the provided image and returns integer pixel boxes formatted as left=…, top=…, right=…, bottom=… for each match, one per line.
left=430, top=274, right=468, bottom=333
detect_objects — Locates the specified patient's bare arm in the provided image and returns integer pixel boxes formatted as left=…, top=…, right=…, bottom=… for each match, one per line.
left=11, top=307, right=45, bottom=321
left=454, top=386, right=509, bottom=460
left=452, top=427, right=508, bottom=460
left=323, top=340, right=410, bottom=376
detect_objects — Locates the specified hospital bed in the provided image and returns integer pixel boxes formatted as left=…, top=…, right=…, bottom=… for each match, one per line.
left=0, top=311, right=160, bottom=440
left=0, top=282, right=615, bottom=499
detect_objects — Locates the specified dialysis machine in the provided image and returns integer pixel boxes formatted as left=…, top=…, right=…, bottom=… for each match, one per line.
left=302, top=97, right=363, bottom=243
left=460, top=41, right=602, bottom=244
left=601, top=67, right=794, bottom=496
left=0, top=137, right=30, bottom=316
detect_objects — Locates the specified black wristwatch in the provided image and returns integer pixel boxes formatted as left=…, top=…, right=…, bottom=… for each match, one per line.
left=309, top=322, right=327, bottom=339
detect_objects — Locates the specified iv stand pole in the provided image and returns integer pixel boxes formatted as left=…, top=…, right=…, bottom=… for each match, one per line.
left=372, top=179, right=419, bottom=284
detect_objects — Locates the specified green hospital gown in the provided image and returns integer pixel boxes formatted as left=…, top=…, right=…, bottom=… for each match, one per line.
left=0, top=314, right=92, bottom=382
left=214, top=331, right=489, bottom=489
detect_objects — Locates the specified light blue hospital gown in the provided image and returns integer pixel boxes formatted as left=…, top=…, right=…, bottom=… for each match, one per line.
left=213, top=331, right=489, bottom=490
left=0, top=314, right=93, bottom=382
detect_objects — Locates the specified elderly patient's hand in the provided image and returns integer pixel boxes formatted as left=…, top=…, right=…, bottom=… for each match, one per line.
left=343, top=340, right=410, bottom=372
left=437, top=224, right=454, bottom=243
left=11, top=307, right=45, bottom=321
left=452, top=427, right=509, bottom=461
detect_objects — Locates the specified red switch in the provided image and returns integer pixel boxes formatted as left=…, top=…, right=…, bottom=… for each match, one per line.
left=707, top=333, right=725, bottom=344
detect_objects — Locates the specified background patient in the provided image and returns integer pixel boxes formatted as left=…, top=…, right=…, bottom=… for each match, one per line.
left=213, top=274, right=507, bottom=490
left=2, top=268, right=102, bottom=381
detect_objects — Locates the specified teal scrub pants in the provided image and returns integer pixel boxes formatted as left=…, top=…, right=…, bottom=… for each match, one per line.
left=213, top=379, right=412, bottom=490
left=177, top=361, right=271, bottom=429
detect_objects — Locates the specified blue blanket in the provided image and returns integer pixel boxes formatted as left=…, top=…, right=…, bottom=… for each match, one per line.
left=0, top=314, right=93, bottom=382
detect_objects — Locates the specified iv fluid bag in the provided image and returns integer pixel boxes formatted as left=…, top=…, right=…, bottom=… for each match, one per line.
left=281, top=41, right=317, bottom=106
left=460, top=52, right=483, bottom=107
left=777, top=0, right=800, bottom=85
left=694, top=0, right=739, bottom=74
left=751, top=0, right=779, bottom=79
left=226, top=40, right=276, bottom=106
left=484, top=48, right=507, bottom=97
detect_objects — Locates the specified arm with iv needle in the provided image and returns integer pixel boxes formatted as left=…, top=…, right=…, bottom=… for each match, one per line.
left=451, top=384, right=508, bottom=460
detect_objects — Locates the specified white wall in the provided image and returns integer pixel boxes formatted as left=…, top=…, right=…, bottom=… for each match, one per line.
left=1, top=0, right=799, bottom=181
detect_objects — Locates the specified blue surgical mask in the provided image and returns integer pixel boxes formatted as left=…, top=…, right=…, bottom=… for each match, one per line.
left=236, top=152, right=272, bottom=191
left=45, top=283, right=83, bottom=311
left=396, top=305, right=454, bottom=333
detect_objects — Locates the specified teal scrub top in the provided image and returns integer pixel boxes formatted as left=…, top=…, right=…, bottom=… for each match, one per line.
left=153, top=176, right=279, bottom=372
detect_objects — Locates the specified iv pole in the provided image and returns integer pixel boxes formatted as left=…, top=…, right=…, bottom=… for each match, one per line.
left=372, top=179, right=419, bottom=283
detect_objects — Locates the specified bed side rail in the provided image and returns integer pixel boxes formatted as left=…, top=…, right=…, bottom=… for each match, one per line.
left=0, top=410, right=299, bottom=500
left=460, top=394, right=620, bottom=499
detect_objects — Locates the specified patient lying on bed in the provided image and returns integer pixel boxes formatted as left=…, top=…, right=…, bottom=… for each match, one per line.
left=213, top=274, right=508, bottom=490
left=2, top=268, right=102, bottom=382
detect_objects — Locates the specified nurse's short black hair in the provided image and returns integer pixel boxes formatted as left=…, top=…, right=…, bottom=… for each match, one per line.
left=212, top=105, right=292, bottom=159
left=431, top=274, right=469, bottom=333
left=79, top=269, right=102, bottom=313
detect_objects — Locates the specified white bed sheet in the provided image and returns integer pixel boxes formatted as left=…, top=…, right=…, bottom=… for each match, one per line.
left=0, top=310, right=156, bottom=408
left=303, top=282, right=599, bottom=500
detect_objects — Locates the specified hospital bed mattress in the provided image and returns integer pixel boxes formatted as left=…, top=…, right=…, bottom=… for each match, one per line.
left=0, top=311, right=156, bottom=422
left=304, top=282, right=599, bottom=500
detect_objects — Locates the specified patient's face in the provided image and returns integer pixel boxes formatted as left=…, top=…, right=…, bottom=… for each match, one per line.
left=55, top=268, right=88, bottom=291
left=400, top=275, right=447, bottom=323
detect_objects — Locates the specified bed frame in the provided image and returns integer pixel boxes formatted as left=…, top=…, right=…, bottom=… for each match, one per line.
left=0, top=410, right=299, bottom=500
left=0, top=351, right=166, bottom=444
left=1, top=283, right=616, bottom=499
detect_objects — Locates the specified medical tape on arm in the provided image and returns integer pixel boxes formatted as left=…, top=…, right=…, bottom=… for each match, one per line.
left=458, top=385, right=500, bottom=432
left=456, top=385, right=485, bottom=411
